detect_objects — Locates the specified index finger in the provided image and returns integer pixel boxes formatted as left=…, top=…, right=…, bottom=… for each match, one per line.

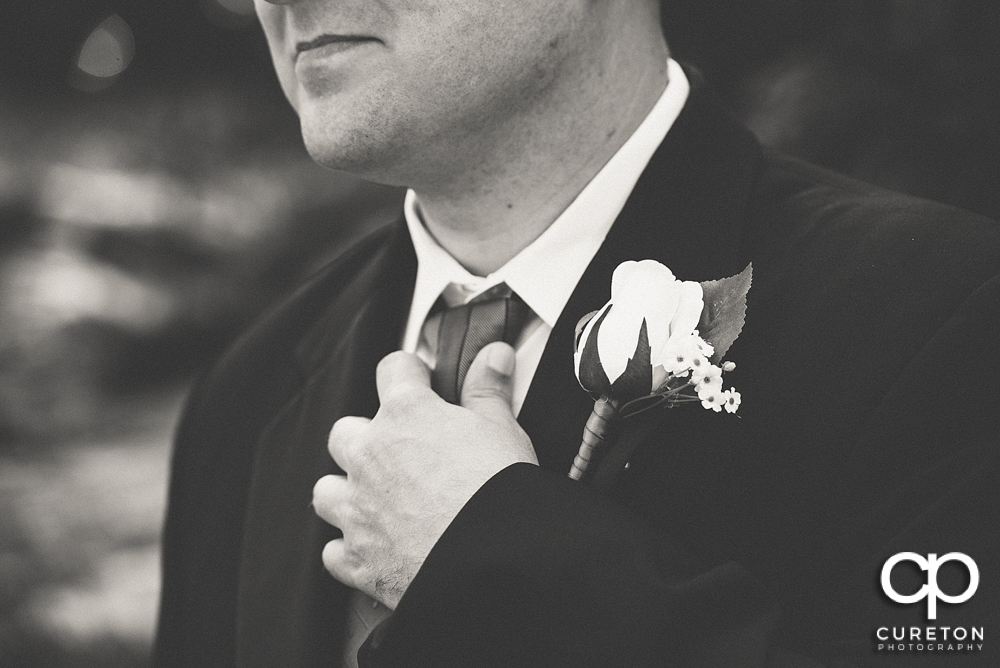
left=375, top=350, right=433, bottom=403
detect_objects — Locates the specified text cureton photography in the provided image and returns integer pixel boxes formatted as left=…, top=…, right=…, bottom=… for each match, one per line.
left=876, top=626, right=984, bottom=653
left=874, top=551, right=986, bottom=655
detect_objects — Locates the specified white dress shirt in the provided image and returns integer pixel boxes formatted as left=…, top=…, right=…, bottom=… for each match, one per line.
left=401, top=59, right=690, bottom=416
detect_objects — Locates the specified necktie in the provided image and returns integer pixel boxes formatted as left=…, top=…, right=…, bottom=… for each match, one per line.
left=431, top=283, right=531, bottom=404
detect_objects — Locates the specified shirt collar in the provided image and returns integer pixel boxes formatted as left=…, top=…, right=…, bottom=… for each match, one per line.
left=402, top=58, right=690, bottom=353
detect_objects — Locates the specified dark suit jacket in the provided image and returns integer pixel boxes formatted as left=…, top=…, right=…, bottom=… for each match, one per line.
left=154, top=74, right=1000, bottom=667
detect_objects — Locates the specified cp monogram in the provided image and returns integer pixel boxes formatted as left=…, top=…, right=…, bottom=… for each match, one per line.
left=881, top=552, right=979, bottom=620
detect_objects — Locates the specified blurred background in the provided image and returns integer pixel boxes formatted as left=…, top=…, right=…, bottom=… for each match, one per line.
left=0, top=0, right=998, bottom=665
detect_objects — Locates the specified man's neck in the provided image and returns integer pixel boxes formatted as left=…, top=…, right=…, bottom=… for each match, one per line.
left=411, top=34, right=670, bottom=276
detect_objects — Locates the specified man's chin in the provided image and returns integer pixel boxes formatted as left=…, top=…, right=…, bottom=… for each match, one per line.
left=300, top=122, right=420, bottom=189
left=301, top=122, right=374, bottom=174
left=302, top=146, right=405, bottom=191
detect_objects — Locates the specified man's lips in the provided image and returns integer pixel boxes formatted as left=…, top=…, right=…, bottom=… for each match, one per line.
left=295, top=34, right=379, bottom=60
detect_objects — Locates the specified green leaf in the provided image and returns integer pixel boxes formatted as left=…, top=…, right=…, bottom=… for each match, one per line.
left=698, top=263, right=752, bottom=363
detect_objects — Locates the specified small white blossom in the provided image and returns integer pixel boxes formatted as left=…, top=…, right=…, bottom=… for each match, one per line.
left=695, top=365, right=723, bottom=393
left=694, top=334, right=715, bottom=358
left=723, top=388, right=741, bottom=414
left=700, top=390, right=724, bottom=412
left=659, top=335, right=701, bottom=376
left=688, top=355, right=714, bottom=381
left=661, top=357, right=691, bottom=377
left=722, top=361, right=736, bottom=372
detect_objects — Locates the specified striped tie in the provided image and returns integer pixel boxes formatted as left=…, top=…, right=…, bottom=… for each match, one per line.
left=431, top=283, right=531, bottom=404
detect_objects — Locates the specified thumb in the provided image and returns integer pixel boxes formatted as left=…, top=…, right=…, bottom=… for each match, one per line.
left=460, top=342, right=517, bottom=424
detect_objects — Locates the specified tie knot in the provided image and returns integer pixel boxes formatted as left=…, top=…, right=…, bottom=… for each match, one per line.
left=468, top=282, right=514, bottom=304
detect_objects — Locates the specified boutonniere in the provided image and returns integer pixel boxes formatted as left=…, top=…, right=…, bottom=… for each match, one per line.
left=570, top=260, right=752, bottom=481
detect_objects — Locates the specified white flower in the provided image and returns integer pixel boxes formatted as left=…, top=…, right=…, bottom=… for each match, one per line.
left=694, top=365, right=723, bottom=394
left=723, top=388, right=741, bottom=414
left=575, top=260, right=704, bottom=401
left=659, top=335, right=704, bottom=377
left=694, top=335, right=715, bottom=359
left=687, top=354, right=713, bottom=382
left=700, top=389, right=724, bottom=412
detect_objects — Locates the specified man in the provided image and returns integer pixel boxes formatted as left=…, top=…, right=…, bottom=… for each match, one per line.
left=155, top=0, right=1000, bottom=666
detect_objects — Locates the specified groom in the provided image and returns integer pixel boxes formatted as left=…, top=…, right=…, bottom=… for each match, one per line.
left=155, top=0, right=1000, bottom=666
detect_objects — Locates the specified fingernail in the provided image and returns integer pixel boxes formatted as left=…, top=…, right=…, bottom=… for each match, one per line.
left=487, top=345, right=515, bottom=376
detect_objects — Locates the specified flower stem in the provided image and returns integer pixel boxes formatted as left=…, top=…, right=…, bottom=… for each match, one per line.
left=569, top=397, right=619, bottom=481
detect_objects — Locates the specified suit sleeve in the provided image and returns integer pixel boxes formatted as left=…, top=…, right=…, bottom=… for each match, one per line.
left=357, top=274, right=1000, bottom=668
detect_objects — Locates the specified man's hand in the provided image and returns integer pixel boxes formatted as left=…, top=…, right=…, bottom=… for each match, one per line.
left=312, top=342, right=537, bottom=609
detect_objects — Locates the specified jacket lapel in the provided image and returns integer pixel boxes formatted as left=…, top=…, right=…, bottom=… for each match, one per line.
left=236, top=221, right=416, bottom=667
left=518, top=70, right=763, bottom=479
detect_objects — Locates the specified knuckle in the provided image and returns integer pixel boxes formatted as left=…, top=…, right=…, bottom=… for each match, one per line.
left=327, top=421, right=347, bottom=461
left=312, top=475, right=331, bottom=504
left=323, top=540, right=360, bottom=583
left=328, top=417, right=374, bottom=470
left=377, top=351, right=407, bottom=376
left=321, top=542, right=348, bottom=581
left=328, top=416, right=354, bottom=446
left=338, top=498, right=361, bottom=530
left=348, top=436, right=375, bottom=470
left=378, top=386, right=422, bottom=418
left=321, top=541, right=339, bottom=568
left=312, top=485, right=338, bottom=527
left=312, top=475, right=342, bottom=510
left=321, top=540, right=336, bottom=563
left=464, top=384, right=509, bottom=403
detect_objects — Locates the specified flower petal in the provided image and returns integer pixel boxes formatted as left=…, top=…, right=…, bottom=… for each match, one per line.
left=575, top=304, right=613, bottom=396
left=596, top=304, right=644, bottom=383
left=601, top=261, right=680, bottom=381
left=574, top=302, right=609, bottom=376
left=656, top=333, right=702, bottom=374
left=670, top=281, right=705, bottom=338
left=651, top=281, right=704, bottom=365
left=651, top=365, right=669, bottom=391
left=574, top=309, right=601, bottom=352
left=611, top=259, right=675, bottom=299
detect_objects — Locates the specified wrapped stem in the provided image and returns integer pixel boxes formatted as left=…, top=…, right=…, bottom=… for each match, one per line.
left=569, top=396, right=619, bottom=481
